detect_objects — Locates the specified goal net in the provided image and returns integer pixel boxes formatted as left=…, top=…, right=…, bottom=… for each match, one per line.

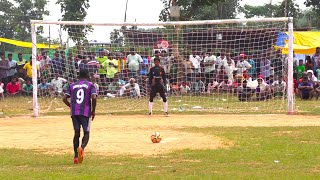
left=30, top=18, right=294, bottom=116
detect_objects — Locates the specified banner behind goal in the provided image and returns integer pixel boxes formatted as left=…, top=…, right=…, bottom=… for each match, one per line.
left=30, top=18, right=294, bottom=116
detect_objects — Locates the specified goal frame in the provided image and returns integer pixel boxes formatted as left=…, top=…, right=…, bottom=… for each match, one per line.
left=30, top=17, right=294, bottom=117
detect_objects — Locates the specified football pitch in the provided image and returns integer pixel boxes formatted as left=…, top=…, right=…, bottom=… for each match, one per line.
left=1, top=113, right=320, bottom=179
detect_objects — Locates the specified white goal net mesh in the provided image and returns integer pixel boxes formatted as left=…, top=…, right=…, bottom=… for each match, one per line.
left=30, top=18, right=292, bottom=115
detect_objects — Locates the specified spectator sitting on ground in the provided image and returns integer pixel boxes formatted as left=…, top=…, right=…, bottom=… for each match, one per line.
left=191, top=75, right=205, bottom=95
left=272, top=76, right=286, bottom=98
left=207, top=79, right=219, bottom=95
left=0, top=79, right=4, bottom=100
left=238, top=80, right=255, bottom=101
left=307, top=70, right=317, bottom=83
left=218, top=75, right=233, bottom=94
left=298, top=76, right=313, bottom=100
left=38, top=79, right=51, bottom=96
left=51, top=74, right=67, bottom=96
left=6, top=77, right=20, bottom=97
left=256, top=76, right=271, bottom=101
left=119, top=78, right=141, bottom=98
left=180, top=81, right=191, bottom=95
left=21, top=80, right=33, bottom=96
left=266, top=74, right=274, bottom=85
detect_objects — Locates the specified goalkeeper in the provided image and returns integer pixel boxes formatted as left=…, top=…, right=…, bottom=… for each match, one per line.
left=148, top=57, right=168, bottom=116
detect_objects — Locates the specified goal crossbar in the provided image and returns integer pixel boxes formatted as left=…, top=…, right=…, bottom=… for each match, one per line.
left=31, top=17, right=291, bottom=26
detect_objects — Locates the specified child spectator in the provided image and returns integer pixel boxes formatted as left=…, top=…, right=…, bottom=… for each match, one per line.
left=218, top=75, right=232, bottom=94
left=296, top=59, right=305, bottom=80
left=298, top=76, right=313, bottom=100
left=21, top=80, right=33, bottom=96
left=38, top=79, right=51, bottom=96
left=207, top=79, right=219, bottom=95
left=6, top=77, right=20, bottom=96
left=191, top=75, right=205, bottom=95
left=272, top=76, right=286, bottom=98
left=180, top=81, right=191, bottom=95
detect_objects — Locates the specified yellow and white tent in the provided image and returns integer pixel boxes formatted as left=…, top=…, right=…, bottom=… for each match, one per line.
left=276, top=31, right=320, bottom=55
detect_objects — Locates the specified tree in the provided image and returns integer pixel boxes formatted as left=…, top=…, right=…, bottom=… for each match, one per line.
left=159, top=0, right=240, bottom=22
left=305, top=0, right=320, bottom=29
left=0, top=0, right=49, bottom=51
left=110, top=26, right=127, bottom=46
left=56, top=0, right=92, bottom=48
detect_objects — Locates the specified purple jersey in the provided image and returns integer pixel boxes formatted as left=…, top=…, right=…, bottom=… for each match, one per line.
left=65, top=80, right=97, bottom=117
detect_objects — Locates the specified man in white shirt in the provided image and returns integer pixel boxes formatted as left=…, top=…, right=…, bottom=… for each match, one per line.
left=203, top=51, right=216, bottom=84
left=51, top=74, right=67, bottom=96
left=236, top=53, right=252, bottom=75
left=216, top=49, right=227, bottom=76
left=189, top=52, right=202, bottom=74
left=224, top=53, right=235, bottom=82
left=126, top=48, right=143, bottom=79
left=120, top=78, right=141, bottom=98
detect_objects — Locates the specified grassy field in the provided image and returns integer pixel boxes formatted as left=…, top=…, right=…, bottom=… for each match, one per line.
left=1, top=126, right=320, bottom=179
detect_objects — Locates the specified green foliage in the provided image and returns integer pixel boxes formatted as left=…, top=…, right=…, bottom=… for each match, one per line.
left=305, top=0, right=320, bottom=29
left=159, top=0, right=240, bottom=21
left=0, top=0, right=49, bottom=52
left=56, top=0, right=92, bottom=48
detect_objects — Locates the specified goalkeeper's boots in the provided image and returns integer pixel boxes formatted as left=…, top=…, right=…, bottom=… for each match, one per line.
left=149, top=112, right=152, bottom=116
left=164, top=112, right=169, bottom=117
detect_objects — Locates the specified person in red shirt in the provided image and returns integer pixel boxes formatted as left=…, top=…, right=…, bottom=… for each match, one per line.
left=6, top=77, right=20, bottom=96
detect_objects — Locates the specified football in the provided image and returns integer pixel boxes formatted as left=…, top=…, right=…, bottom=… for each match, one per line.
left=150, top=132, right=162, bottom=143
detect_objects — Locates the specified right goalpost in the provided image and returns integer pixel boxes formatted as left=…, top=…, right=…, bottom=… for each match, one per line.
left=30, top=17, right=294, bottom=117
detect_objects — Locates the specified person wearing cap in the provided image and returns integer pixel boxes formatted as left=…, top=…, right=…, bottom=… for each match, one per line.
left=148, top=57, right=168, bottom=116
left=236, top=53, right=251, bottom=75
left=120, top=77, right=140, bottom=98
left=307, top=70, right=317, bottom=82
left=256, top=76, right=271, bottom=101
left=298, top=76, right=314, bottom=100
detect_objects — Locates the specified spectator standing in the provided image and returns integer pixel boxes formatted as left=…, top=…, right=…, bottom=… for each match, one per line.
left=203, top=51, right=216, bottom=84
left=96, top=49, right=108, bottom=79
left=0, top=52, right=10, bottom=91
left=296, top=59, right=305, bottom=80
left=126, top=48, right=143, bottom=79
left=102, top=53, right=118, bottom=82
left=17, top=53, right=26, bottom=78
left=7, top=53, right=17, bottom=82
left=49, top=51, right=65, bottom=77
left=23, top=56, right=40, bottom=81
left=236, top=53, right=251, bottom=75
left=305, top=56, right=313, bottom=71
left=260, top=54, right=271, bottom=81
left=184, top=57, right=194, bottom=82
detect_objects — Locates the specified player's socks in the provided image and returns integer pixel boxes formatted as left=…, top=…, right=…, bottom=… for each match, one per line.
left=163, top=101, right=168, bottom=113
left=149, top=102, right=153, bottom=115
left=77, top=147, right=84, bottom=163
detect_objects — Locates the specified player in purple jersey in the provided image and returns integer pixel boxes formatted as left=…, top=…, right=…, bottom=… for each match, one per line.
left=63, top=69, right=97, bottom=164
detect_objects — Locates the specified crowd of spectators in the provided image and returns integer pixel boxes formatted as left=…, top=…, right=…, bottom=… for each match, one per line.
left=0, top=46, right=320, bottom=101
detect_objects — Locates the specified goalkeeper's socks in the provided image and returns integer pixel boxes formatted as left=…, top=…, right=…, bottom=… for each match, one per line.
left=163, top=101, right=168, bottom=113
left=149, top=102, right=153, bottom=114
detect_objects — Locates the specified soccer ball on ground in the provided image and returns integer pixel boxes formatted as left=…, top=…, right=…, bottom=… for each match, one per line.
left=150, top=132, right=162, bottom=143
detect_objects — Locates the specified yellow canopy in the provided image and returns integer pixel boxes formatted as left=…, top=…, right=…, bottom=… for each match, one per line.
left=0, top=37, right=59, bottom=49
left=275, top=31, right=320, bottom=54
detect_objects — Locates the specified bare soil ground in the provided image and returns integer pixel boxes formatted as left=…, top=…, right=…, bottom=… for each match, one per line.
left=0, top=114, right=319, bottom=156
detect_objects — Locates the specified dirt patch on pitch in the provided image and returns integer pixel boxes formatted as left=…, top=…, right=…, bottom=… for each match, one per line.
left=0, top=114, right=319, bottom=156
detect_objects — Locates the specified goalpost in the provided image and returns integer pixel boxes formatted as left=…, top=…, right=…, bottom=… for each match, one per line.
left=30, top=17, right=294, bottom=117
